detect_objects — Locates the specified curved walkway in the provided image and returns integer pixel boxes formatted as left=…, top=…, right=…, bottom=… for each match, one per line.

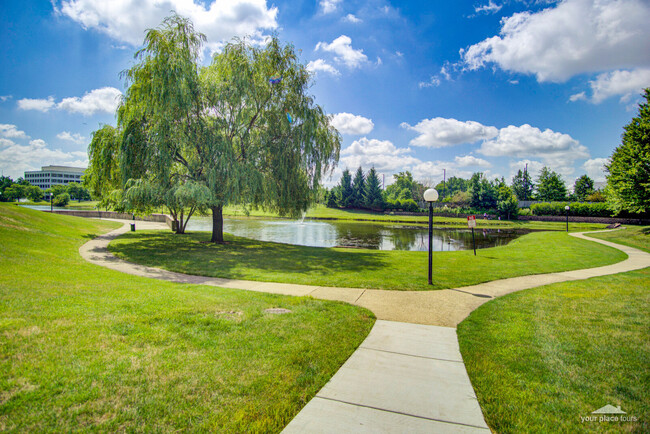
left=80, top=220, right=650, bottom=433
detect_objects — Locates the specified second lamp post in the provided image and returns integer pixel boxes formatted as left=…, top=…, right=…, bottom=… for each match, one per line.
left=424, top=188, right=439, bottom=285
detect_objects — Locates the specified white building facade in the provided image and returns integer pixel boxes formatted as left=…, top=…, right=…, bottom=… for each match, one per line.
left=24, top=166, right=86, bottom=190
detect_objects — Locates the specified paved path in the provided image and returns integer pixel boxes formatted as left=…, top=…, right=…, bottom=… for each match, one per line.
left=79, top=220, right=650, bottom=433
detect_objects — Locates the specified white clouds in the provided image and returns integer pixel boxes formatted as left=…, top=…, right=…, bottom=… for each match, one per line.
left=316, top=35, right=368, bottom=69
left=306, top=59, right=341, bottom=76
left=474, top=1, right=502, bottom=15
left=340, top=137, right=420, bottom=173
left=0, top=137, right=88, bottom=179
left=343, top=13, right=361, bottom=23
left=461, top=0, right=650, bottom=82
left=330, top=113, right=374, bottom=135
left=454, top=155, right=491, bottom=167
left=320, top=0, right=342, bottom=14
left=56, top=0, right=278, bottom=52
left=582, top=157, right=609, bottom=181
left=571, top=68, right=650, bottom=103
left=0, top=95, right=12, bottom=102
left=17, top=97, right=56, bottom=112
left=0, top=124, right=30, bottom=140
left=57, top=87, right=122, bottom=116
left=508, top=159, right=546, bottom=179
left=16, top=87, right=122, bottom=116
left=57, top=131, right=87, bottom=145
left=480, top=124, right=589, bottom=175
left=418, top=76, right=440, bottom=88
left=401, top=118, right=498, bottom=148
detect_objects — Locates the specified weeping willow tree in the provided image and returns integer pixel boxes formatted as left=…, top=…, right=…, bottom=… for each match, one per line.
left=85, top=125, right=125, bottom=211
left=111, top=14, right=340, bottom=242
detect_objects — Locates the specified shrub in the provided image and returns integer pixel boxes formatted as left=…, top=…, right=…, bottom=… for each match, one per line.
left=400, top=199, right=419, bottom=212
left=450, top=191, right=471, bottom=206
left=531, top=202, right=612, bottom=217
left=52, top=193, right=70, bottom=207
left=585, top=191, right=606, bottom=202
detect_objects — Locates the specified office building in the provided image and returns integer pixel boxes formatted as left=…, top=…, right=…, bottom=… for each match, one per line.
left=24, top=165, right=86, bottom=190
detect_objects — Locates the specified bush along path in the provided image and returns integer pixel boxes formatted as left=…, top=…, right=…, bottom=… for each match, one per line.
left=81, top=220, right=650, bottom=432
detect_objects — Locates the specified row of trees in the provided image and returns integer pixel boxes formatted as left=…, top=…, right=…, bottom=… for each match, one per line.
left=86, top=14, right=340, bottom=241
left=326, top=167, right=384, bottom=210
left=0, top=176, right=90, bottom=204
left=327, top=165, right=598, bottom=217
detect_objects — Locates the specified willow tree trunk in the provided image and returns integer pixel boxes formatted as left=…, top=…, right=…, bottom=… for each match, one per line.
left=211, top=205, right=224, bottom=243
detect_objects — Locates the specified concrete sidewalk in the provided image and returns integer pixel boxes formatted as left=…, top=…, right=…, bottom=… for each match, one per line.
left=282, top=320, right=489, bottom=433
left=79, top=220, right=650, bottom=433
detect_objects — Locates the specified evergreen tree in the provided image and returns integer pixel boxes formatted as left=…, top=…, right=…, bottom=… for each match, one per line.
left=511, top=169, right=534, bottom=201
left=351, top=166, right=365, bottom=208
left=468, top=172, right=498, bottom=209
left=606, top=88, right=650, bottom=213
left=338, top=169, right=354, bottom=208
left=536, top=167, right=567, bottom=201
left=573, top=175, right=595, bottom=201
left=363, top=167, right=384, bottom=210
left=326, top=188, right=338, bottom=208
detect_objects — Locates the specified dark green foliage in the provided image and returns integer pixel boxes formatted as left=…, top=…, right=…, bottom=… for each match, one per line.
left=52, top=193, right=70, bottom=207
left=85, top=125, right=123, bottom=210
left=66, top=182, right=91, bottom=202
left=363, top=167, right=384, bottom=210
left=468, top=173, right=497, bottom=210
left=572, top=175, right=594, bottom=201
left=585, top=191, right=606, bottom=202
left=606, top=88, right=650, bottom=214
left=497, top=185, right=518, bottom=219
left=435, top=176, right=468, bottom=200
left=386, top=171, right=418, bottom=202
left=0, top=176, right=13, bottom=201
left=26, top=185, right=44, bottom=202
left=337, top=169, right=354, bottom=208
left=326, top=189, right=338, bottom=208
left=536, top=167, right=567, bottom=201
left=351, top=167, right=365, bottom=208
left=399, top=198, right=419, bottom=212
left=530, top=202, right=611, bottom=217
left=511, top=169, right=534, bottom=201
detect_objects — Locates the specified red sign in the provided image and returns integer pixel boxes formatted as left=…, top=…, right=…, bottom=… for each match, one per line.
left=467, top=215, right=476, bottom=228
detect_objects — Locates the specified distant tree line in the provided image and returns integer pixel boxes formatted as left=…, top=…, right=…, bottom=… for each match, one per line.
left=0, top=176, right=91, bottom=206
left=325, top=164, right=604, bottom=218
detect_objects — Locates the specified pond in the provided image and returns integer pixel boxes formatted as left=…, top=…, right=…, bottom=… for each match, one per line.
left=187, top=217, right=531, bottom=252
left=21, top=205, right=532, bottom=251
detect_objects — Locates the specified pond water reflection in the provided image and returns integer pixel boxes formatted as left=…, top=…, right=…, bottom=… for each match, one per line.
left=187, top=217, right=531, bottom=252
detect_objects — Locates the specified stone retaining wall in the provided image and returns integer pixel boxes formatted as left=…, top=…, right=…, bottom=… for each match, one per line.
left=48, top=210, right=175, bottom=229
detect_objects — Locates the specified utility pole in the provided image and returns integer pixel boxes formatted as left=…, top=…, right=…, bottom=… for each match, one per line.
left=524, top=163, right=528, bottom=201
left=443, top=169, right=446, bottom=200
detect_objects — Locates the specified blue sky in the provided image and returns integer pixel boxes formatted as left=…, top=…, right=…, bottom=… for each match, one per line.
left=1, top=0, right=649, bottom=190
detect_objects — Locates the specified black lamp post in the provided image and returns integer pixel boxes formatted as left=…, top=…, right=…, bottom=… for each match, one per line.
left=50, top=192, right=53, bottom=212
left=565, top=205, right=570, bottom=232
left=423, top=188, right=439, bottom=285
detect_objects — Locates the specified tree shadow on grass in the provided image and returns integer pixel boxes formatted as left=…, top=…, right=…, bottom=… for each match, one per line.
left=109, top=232, right=388, bottom=279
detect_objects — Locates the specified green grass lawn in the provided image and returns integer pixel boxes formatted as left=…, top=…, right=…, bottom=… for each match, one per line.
left=458, top=268, right=649, bottom=433
left=586, top=225, right=650, bottom=253
left=0, top=204, right=374, bottom=432
left=12, top=200, right=100, bottom=210
left=458, top=230, right=649, bottom=433
left=108, top=229, right=627, bottom=291
left=223, top=204, right=609, bottom=231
